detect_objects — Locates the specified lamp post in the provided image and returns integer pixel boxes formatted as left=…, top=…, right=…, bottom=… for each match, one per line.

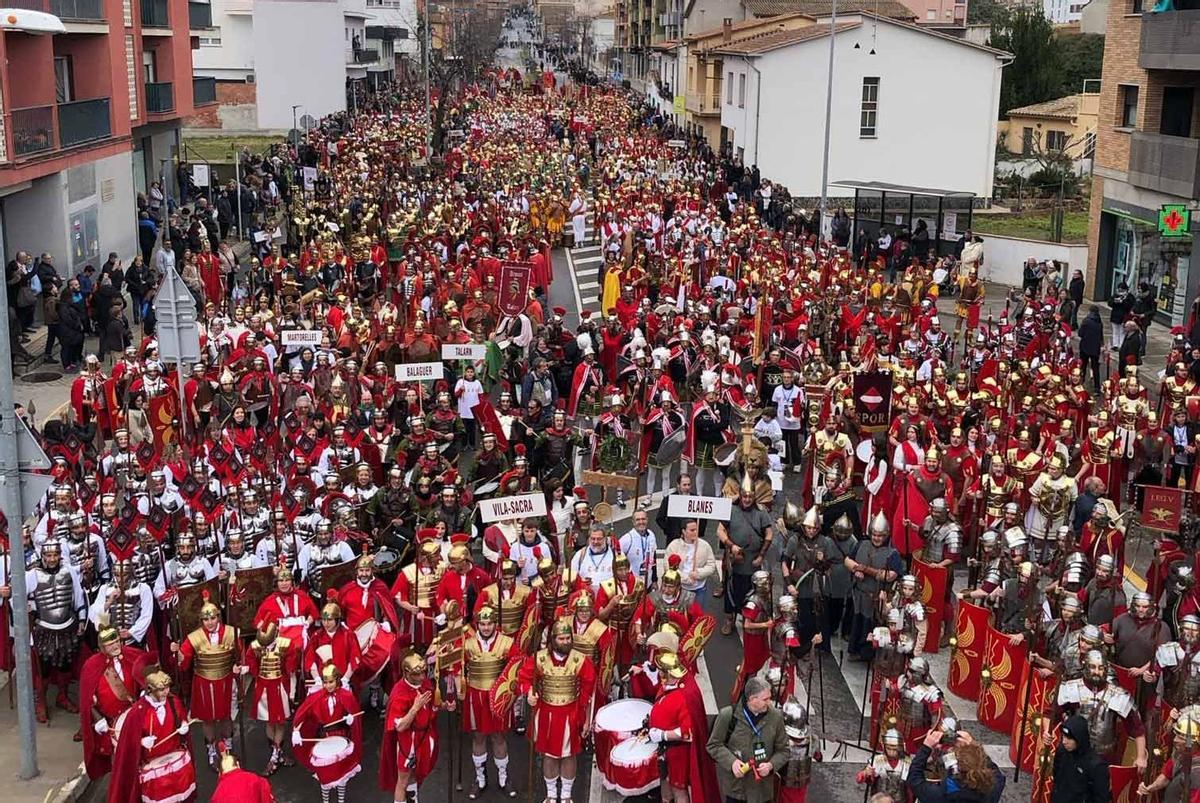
left=817, top=0, right=838, bottom=240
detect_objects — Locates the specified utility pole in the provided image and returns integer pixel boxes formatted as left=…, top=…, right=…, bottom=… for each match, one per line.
left=0, top=274, right=40, bottom=782
left=424, top=0, right=433, bottom=152
left=817, top=0, right=837, bottom=240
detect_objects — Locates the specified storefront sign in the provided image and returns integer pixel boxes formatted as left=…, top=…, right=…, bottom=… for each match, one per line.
left=442, top=343, right=488, bottom=361
left=666, top=494, right=732, bottom=521
left=394, top=362, right=444, bottom=381
left=1159, top=204, right=1191, bottom=238
left=478, top=493, right=547, bottom=523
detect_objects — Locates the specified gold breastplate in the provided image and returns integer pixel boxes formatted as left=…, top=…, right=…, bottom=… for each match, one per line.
left=485, top=584, right=530, bottom=634
left=407, top=564, right=444, bottom=609
left=189, top=626, right=238, bottom=680
left=570, top=618, right=608, bottom=660
left=984, top=477, right=1014, bottom=517
left=1089, top=430, right=1113, bottom=463
left=536, top=649, right=585, bottom=705
left=464, top=632, right=514, bottom=690
left=601, top=578, right=644, bottom=627
left=255, top=637, right=290, bottom=680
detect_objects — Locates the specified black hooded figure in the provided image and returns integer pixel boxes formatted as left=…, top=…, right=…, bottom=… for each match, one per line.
left=1051, top=714, right=1113, bottom=803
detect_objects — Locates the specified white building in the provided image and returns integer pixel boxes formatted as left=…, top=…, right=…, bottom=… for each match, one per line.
left=1043, top=0, right=1089, bottom=24
left=192, top=0, right=419, bottom=132
left=716, top=13, right=1006, bottom=202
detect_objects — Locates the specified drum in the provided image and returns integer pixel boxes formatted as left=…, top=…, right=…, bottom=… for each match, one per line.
left=604, top=737, right=660, bottom=797
left=855, top=438, right=874, bottom=465
left=311, top=735, right=353, bottom=767
left=932, top=268, right=949, bottom=285
left=140, top=750, right=195, bottom=803
left=714, top=443, right=738, bottom=467
left=593, top=698, right=651, bottom=775
left=277, top=617, right=308, bottom=648
left=373, top=547, right=402, bottom=581
left=354, top=619, right=397, bottom=683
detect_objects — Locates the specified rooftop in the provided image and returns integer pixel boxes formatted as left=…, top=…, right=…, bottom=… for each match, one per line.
left=1006, top=94, right=1083, bottom=120
left=744, top=0, right=917, bottom=21
left=712, top=20, right=859, bottom=54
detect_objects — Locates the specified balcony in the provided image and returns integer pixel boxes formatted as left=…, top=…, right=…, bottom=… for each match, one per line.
left=9, top=0, right=105, bottom=19
left=1128, top=130, right=1200, bottom=200
left=10, top=105, right=55, bottom=158
left=1140, top=9, right=1200, bottom=71
left=188, top=1, right=212, bottom=28
left=141, top=0, right=169, bottom=28
left=146, top=82, right=174, bottom=114
left=685, top=89, right=720, bottom=116
left=193, top=76, right=217, bottom=105
left=58, top=97, right=111, bottom=148
left=353, top=47, right=379, bottom=63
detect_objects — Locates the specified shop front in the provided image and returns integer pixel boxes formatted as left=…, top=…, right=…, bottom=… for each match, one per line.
left=1095, top=200, right=1197, bottom=327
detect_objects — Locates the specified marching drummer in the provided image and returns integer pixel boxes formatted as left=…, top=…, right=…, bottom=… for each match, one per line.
left=171, top=590, right=245, bottom=770
left=459, top=605, right=521, bottom=799
left=520, top=617, right=597, bottom=803
left=303, top=591, right=362, bottom=687
left=381, top=652, right=441, bottom=803
left=80, top=626, right=147, bottom=781
left=108, top=670, right=197, bottom=803
left=291, top=665, right=363, bottom=803
left=336, top=551, right=403, bottom=705
left=245, top=621, right=299, bottom=775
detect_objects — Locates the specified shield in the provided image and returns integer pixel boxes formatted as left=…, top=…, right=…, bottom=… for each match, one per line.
left=1109, top=765, right=1138, bottom=803
left=175, top=577, right=223, bottom=638
left=229, top=565, right=277, bottom=633
left=1009, top=662, right=1058, bottom=772
left=321, top=492, right=354, bottom=521
left=538, top=460, right=571, bottom=492
left=317, top=559, right=358, bottom=595
left=912, top=558, right=948, bottom=655
left=853, top=371, right=893, bottom=431
left=679, top=614, right=715, bottom=668
left=713, top=443, right=738, bottom=467
left=948, top=600, right=991, bottom=701
left=497, top=261, right=533, bottom=316
left=1030, top=725, right=1060, bottom=803
left=489, top=656, right=524, bottom=718
left=518, top=602, right=541, bottom=655
left=977, top=623, right=1025, bottom=734
left=655, top=428, right=687, bottom=466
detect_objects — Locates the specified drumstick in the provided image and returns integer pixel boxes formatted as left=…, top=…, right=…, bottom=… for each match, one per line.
left=313, top=710, right=367, bottom=736
left=150, top=718, right=198, bottom=750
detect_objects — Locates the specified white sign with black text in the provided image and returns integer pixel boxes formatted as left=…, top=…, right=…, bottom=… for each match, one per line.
left=478, top=493, right=548, bottom=523
left=441, top=343, right=488, bottom=361
left=666, top=494, right=733, bottom=521
left=394, top=362, right=445, bottom=382
left=281, top=329, right=323, bottom=349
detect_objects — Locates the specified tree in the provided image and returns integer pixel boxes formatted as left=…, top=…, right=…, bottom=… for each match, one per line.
left=991, top=6, right=1063, bottom=117
left=1053, top=33, right=1104, bottom=97
left=968, top=0, right=1011, bottom=29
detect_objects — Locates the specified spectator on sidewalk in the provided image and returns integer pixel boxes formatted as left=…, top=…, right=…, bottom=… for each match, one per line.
left=102, top=252, right=125, bottom=298
left=1134, top=280, right=1156, bottom=353
left=126, top=255, right=151, bottom=324
left=1078, top=306, right=1104, bottom=394
left=148, top=180, right=165, bottom=218
left=154, top=237, right=176, bottom=278
left=98, top=297, right=131, bottom=363
left=56, top=284, right=87, bottom=371
left=1110, top=281, right=1134, bottom=350
left=1069, top=269, right=1085, bottom=327
left=6, top=250, right=37, bottom=335
left=42, top=281, right=60, bottom=362
left=34, top=252, right=62, bottom=335
left=1118, top=319, right=1144, bottom=371
left=91, top=273, right=121, bottom=339
left=138, top=212, right=159, bottom=265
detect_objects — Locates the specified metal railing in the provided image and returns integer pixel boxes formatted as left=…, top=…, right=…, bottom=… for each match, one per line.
left=57, top=97, right=111, bottom=148
left=353, top=48, right=379, bottom=63
left=146, top=82, right=174, bottom=113
left=10, top=105, right=55, bottom=157
left=188, top=0, right=212, bottom=27
left=141, top=0, right=169, bottom=27
left=22, top=0, right=107, bottom=19
left=193, top=76, right=217, bottom=105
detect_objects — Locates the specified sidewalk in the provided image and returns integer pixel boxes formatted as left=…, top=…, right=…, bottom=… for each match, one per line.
left=0, top=674, right=88, bottom=803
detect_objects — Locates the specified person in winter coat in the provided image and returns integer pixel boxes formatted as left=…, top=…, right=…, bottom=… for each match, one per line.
left=1079, top=306, right=1104, bottom=393
left=125, top=255, right=152, bottom=324
left=1118, top=319, right=1144, bottom=372
left=1110, top=282, right=1134, bottom=350
left=1051, top=714, right=1111, bottom=803
left=56, top=291, right=87, bottom=371
left=1069, top=269, right=1085, bottom=326
left=98, top=300, right=130, bottom=362
left=707, top=677, right=790, bottom=803
left=908, top=728, right=1004, bottom=802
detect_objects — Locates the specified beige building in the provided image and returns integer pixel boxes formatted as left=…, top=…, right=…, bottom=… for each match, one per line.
left=1001, top=88, right=1099, bottom=159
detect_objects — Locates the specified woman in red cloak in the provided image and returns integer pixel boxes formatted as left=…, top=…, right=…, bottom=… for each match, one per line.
left=291, top=664, right=363, bottom=803
left=891, top=444, right=954, bottom=558
left=108, top=670, right=197, bottom=803
left=379, top=652, right=441, bottom=803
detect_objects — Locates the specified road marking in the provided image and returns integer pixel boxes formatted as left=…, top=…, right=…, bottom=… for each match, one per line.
left=578, top=281, right=599, bottom=290
left=581, top=295, right=599, bottom=305
left=575, top=255, right=604, bottom=266
left=563, top=245, right=585, bottom=328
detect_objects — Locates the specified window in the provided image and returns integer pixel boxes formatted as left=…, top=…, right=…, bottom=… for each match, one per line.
left=54, top=56, right=74, bottom=103
left=926, top=8, right=936, bottom=18
left=1046, top=130, right=1067, bottom=151
left=1021, top=127, right=1034, bottom=154
left=1119, top=84, right=1139, bottom=128
left=142, top=50, right=157, bottom=83
left=727, top=71, right=733, bottom=104
left=860, top=76, right=879, bottom=137
left=199, top=27, right=221, bottom=46
left=738, top=73, right=745, bottom=108
left=1131, top=0, right=1143, bottom=12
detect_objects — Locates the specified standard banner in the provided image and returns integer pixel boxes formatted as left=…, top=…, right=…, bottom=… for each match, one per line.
left=977, top=623, right=1025, bottom=734
left=395, top=362, right=444, bottom=382
left=281, top=329, right=322, bottom=349
left=442, top=343, right=488, bottom=361
left=1142, top=484, right=1185, bottom=532
left=478, top=493, right=548, bottom=523
left=912, top=558, right=947, bottom=655
left=948, top=600, right=990, bottom=700
left=853, top=370, right=894, bottom=431
left=666, top=495, right=733, bottom=521
left=1108, top=765, right=1138, bottom=803
left=497, top=262, right=533, bottom=316
left=1008, top=661, right=1057, bottom=772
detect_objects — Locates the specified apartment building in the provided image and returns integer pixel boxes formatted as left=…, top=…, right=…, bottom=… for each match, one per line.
left=0, top=0, right=200, bottom=275
left=1086, top=0, right=1199, bottom=327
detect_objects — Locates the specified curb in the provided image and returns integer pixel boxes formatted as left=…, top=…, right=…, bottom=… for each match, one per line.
left=42, top=764, right=89, bottom=803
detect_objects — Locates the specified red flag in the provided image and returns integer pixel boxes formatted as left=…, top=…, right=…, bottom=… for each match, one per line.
left=147, top=394, right=178, bottom=457
left=497, top=261, right=533, bottom=316
left=1142, top=484, right=1184, bottom=533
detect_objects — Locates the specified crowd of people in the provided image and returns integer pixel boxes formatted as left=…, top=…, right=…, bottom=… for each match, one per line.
left=10, top=9, right=1200, bottom=803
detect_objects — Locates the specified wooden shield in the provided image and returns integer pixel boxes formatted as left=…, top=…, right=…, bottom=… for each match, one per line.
left=679, top=614, right=716, bottom=669
left=948, top=600, right=991, bottom=701
left=230, top=565, right=277, bottom=633
left=175, top=577, right=223, bottom=637
left=318, top=559, right=359, bottom=596
left=1009, top=662, right=1058, bottom=772
left=977, top=623, right=1025, bottom=734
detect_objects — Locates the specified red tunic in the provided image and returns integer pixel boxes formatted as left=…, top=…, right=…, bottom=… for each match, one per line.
left=462, top=631, right=519, bottom=735
left=81, top=647, right=148, bottom=779
left=519, top=650, right=597, bottom=759
left=211, top=768, right=275, bottom=803
left=649, top=685, right=692, bottom=788
left=254, top=590, right=319, bottom=648
left=434, top=567, right=491, bottom=620
left=303, top=625, right=362, bottom=683
left=108, top=695, right=197, bottom=803
left=246, top=638, right=298, bottom=724
left=379, top=678, right=440, bottom=788
left=293, top=687, right=363, bottom=789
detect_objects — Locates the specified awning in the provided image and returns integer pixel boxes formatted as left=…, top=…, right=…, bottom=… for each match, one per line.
left=831, top=180, right=976, bottom=198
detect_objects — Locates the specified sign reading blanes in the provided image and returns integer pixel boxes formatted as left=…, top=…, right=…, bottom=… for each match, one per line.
left=666, top=495, right=732, bottom=521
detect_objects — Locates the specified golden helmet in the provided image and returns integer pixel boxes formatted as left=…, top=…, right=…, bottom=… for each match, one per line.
left=356, top=553, right=375, bottom=571
left=98, top=626, right=120, bottom=646
left=551, top=618, right=574, bottom=638
left=320, top=664, right=342, bottom=684
left=144, top=670, right=172, bottom=693
left=449, top=544, right=471, bottom=563
left=200, top=589, right=220, bottom=620
left=402, top=652, right=426, bottom=677
left=256, top=621, right=278, bottom=644
left=1175, top=709, right=1200, bottom=740
left=654, top=650, right=687, bottom=680
left=476, top=605, right=498, bottom=625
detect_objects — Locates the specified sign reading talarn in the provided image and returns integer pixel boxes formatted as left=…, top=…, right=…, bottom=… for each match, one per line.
left=666, top=494, right=732, bottom=521
left=478, top=493, right=548, bottom=523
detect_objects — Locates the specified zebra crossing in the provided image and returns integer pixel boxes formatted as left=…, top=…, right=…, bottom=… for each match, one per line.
left=564, top=212, right=605, bottom=318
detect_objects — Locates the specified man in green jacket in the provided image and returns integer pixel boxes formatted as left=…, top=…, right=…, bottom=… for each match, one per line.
left=706, top=677, right=791, bottom=803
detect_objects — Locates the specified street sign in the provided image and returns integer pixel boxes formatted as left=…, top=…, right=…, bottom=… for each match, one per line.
left=16, top=472, right=53, bottom=518
left=15, top=416, right=50, bottom=470
left=153, top=266, right=201, bottom=364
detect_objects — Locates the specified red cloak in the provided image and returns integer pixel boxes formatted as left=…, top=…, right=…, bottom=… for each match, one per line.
left=211, top=768, right=275, bottom=803
left=80, top=646, right=151, bottom=779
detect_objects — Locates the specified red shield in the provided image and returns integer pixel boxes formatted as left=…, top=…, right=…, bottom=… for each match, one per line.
left=497, top=261, right=533, bottom=316
left=1009, top=662, right=1058, bottom=771
left=912, top=558, right=947, bottom=654
left=1109, top=764, right=1138, bottom=803
left=948, top=600, right=991, bottom=701
left=147, top=394, right=178, bottom=456
left=1142, top=485, right=1184, bottom=533
left=977, top=624, right=1025, bottom=734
